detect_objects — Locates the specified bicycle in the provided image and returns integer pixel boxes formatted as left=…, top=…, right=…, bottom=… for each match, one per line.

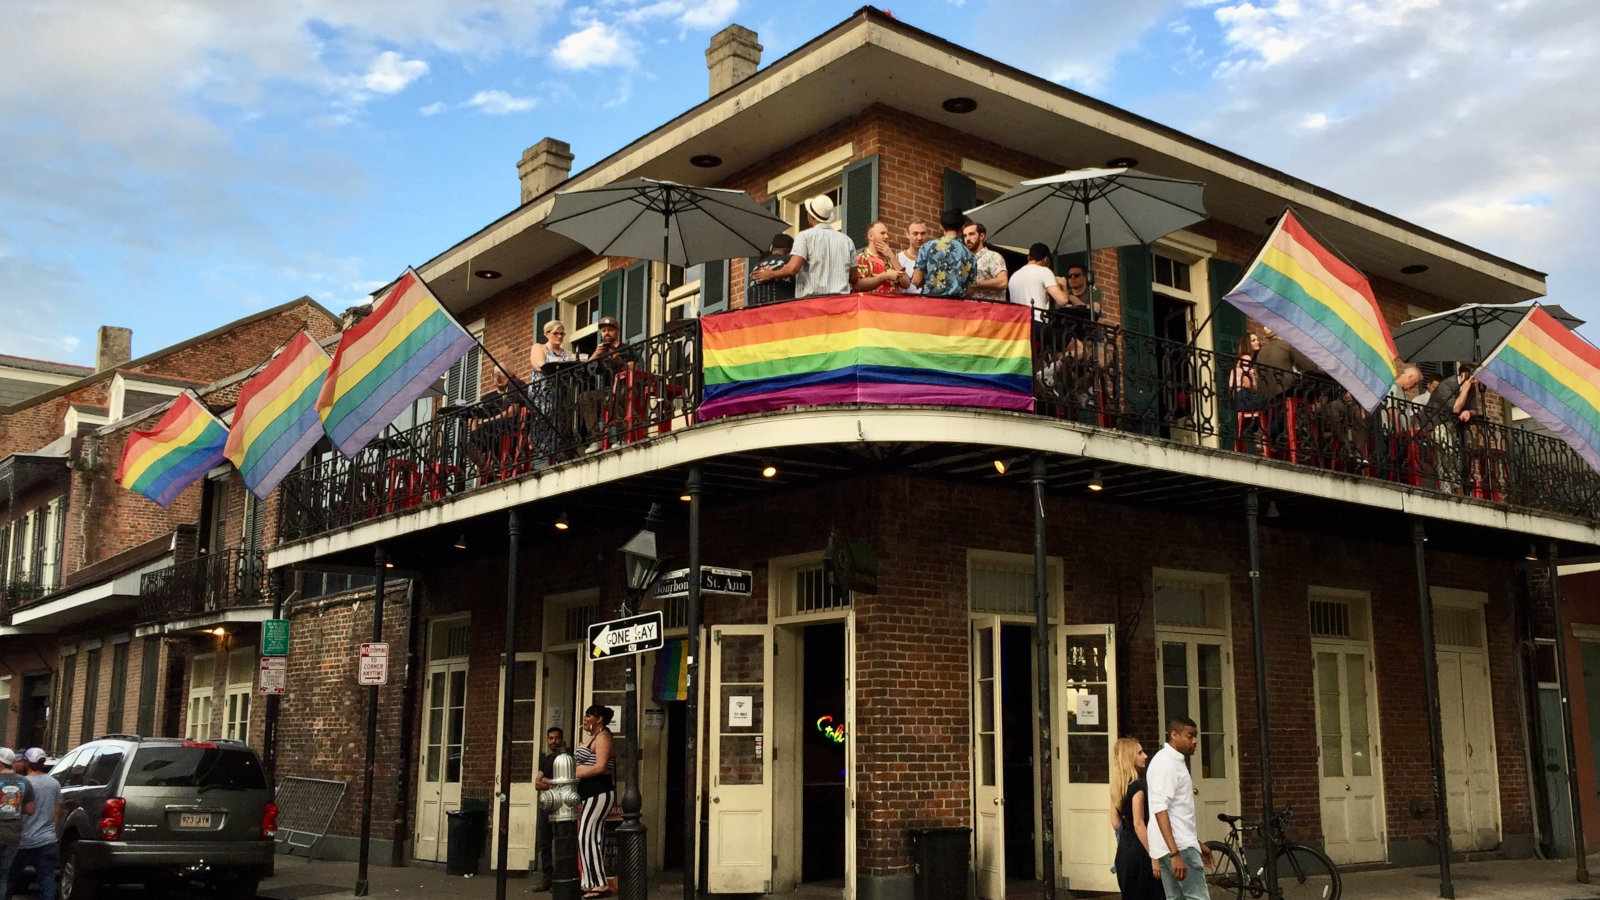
left=1204, top=808, right=1341, bottom=899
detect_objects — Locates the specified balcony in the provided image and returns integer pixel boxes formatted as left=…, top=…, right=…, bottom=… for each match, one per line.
left=275, top=302, right=1600, bottom=545
left=138, top=549, right=271, bottom=623
left=0, top=579, right=49, bottom=624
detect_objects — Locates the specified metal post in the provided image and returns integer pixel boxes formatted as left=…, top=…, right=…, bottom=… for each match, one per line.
left=354, top=544, right=387, bottom=897
left=1245, top=492, right=1279, bottom=894
left=685, top=466, right=703, bottom=900
left=497, top=509, right=523, bottom=900
left=263, top=567, right=294, bottom=783
left=1412, top=520, right=1455, bottom=899
left=1030, top=455, right=1057, bottom=900
left=617, top=505, right=658, bottom=900
left=1547, top=541, right=1591, bottom=882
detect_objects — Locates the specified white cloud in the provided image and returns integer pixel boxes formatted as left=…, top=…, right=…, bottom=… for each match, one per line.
left=362, top=51, right=429, bottom=95
left=678, top=0, right=740, bottom=29
left=418, top=101, right=448, bottom=116
left=1297, top=112, right=1331, bottom=130
left=975, top=0, right=1183, bottom=89
left=465, top=89, right=538, bottom=114
left=552, top=22, right=638, bottom=69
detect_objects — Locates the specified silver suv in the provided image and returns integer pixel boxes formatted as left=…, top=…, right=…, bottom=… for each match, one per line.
left=50, top=736, right=276, bottom=899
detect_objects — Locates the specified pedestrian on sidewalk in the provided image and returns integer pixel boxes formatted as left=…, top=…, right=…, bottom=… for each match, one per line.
left=534, top=726, right=569, bottom=891
left=574, top=706, right=617, bottom=899
left=0, top=748, right=37, bottom=900
left=1110, top=738, right=1163, bottom=900
left=1147, top=718, right=1211, bottom=900
left=11, top=748, right=60, bottom=900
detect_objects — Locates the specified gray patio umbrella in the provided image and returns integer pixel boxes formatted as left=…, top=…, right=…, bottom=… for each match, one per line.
left=545, top=178, right=787, bottom=298
left=963, top=167, right=1208, bottom=298
left=1395, top=302, right=1586, bottom=364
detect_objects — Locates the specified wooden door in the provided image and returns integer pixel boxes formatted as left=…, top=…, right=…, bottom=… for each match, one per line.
left=1313, top=645, right=1386, bottom=863
left=1056, top=624, right=1118, bottom=892
left=1156, top=634, right=1237, bottom=847
left=706, top=625, right=773, bottom=893
left=972, top=617, right=1006, bottom=900
left=415, top=660, right=469, bottom=862
left=492, top=652, right=543, bottom=869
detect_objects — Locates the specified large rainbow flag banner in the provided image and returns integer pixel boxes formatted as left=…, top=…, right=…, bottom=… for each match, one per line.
left=699, top=294, right=1033, bottom=419
left=317, top=268, right=476, bottom=456
left=115, top=392, right=230, bottom=508
left=1476, top=305, right=1600, bottom=473
left=225, top=331, right=332, bottom=499
left=1223, top=209, right=1399, bottom=411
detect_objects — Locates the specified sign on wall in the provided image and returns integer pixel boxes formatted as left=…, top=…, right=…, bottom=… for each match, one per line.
left=358, top=642, right=389, bottom=686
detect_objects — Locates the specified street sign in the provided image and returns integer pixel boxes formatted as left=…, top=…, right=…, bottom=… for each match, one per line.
left=262, top=619, right=290, bottom=657
left=258, top=657, right=287, bottom=695
left=588, top=611, right=664, bottom=660
left=654, top=566, right=754, bottom=600
left=358, top=642, right=389, bottom=686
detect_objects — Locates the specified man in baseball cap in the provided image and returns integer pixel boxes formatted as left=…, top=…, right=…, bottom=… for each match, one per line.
left=13, top=747, right=59, bottom=900
left=0, top=747, right=36, bottom=900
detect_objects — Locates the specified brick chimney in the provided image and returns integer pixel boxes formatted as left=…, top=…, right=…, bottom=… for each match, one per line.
left=706, top=25, right=761, bottom=95
left=518, top=138, right=575, bottom=204
left=95, top=326, right=132, bottom=372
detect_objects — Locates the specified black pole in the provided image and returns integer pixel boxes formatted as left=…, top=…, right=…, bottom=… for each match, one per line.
left=685, top=467, right=703, bottom=900
left=263, top=567, right=295, bottom=784
left=1547, top=541, right=1591, bottom=882
left=1081, top=198, right=1098, bottom=321
left=1030, top=456, right=1057, bottom=900
left=1245, top=492, right=1278, bottom=894
left=497, top=509, right=523, bottom=900
left=1412, top=520, right=1455, bottom=899
left=354, top=544, right=388, bottom=897
left=618, top=504, right=660, bottom=900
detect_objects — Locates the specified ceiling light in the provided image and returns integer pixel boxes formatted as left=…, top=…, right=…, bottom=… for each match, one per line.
left=1105, top=157, right=1138, bottom=169
left=383, top=560, right=394, bottom=569
left=992, top=459, right=1008, bottom=475
left=1401, top=264, right=1429, bottom=275
left=1526, top=544, right=1540, bottom=561
left=690, top=154, right=722, bottom=168
left=761, top=463, right=778, bottom=479
left=554, top=512, right=570, bottom=531
left=679, top=493, right=692, bottom=502
left=941, top=96, right=978, bottom=114
left=452, top=533, right=468, bottom=550
left=210, top=627, right=227, bottom=638
left=474, top=269, right=503, bottom=280
left=1087, top=470, right=1105, bottom=492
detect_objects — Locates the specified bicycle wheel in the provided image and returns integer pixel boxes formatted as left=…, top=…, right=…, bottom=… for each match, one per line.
left=1272, top=843, right=1341, bottom=900
left=1203, top=840, right=1247, bottom=900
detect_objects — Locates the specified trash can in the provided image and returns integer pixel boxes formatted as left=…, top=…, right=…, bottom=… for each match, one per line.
left=447, top=805, right=489, bottom=876
left=908, top=826, right=971, bottom=900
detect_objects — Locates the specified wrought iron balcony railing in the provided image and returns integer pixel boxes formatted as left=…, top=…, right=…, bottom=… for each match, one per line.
left=0, top=579, right=49, bottom=624
left=275, top=301, right=1600, bottom=543
left=138, top=548, right=270, bottom=623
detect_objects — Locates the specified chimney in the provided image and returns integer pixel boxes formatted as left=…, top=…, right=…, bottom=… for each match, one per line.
left=518, top=138, right=575, bottom=204
left=96, top=326, right=132, bottom=371
left=706, top=25, right=761, bottom=95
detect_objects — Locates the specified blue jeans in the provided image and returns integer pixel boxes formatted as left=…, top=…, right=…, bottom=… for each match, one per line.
left=1159, top=846, right=1210, bottom=900
left=0, top=843, right=17, bottom=900
left=12, top=843, right=57, bottom=900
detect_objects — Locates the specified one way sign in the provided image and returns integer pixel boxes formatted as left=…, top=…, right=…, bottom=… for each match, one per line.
left=588, top=610, right=664, bottom=660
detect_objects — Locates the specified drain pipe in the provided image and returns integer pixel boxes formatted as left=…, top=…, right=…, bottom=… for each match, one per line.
left=390, top=578, right=423, bottom=868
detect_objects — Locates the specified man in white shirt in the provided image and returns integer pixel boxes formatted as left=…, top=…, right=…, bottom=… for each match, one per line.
left=1147, top=716, right=1211, bottom=899
left=1008, top=243, right=1070, bottom=312
left=962, top=221, right=1008, bottom=302
left=752, top=195, right=857, bottom=298
left=898, top=221, right=929, bottom=294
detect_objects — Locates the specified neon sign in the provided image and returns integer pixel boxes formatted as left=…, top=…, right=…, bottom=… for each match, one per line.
left=815, top=715, right=847, bottom=745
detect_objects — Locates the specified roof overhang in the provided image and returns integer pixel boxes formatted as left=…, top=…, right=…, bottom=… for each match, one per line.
left=10, top=553, right=173, bottom=630
left=416, top=9, right=1544, bottom=314
left=0, top=452, right=68, bottom=503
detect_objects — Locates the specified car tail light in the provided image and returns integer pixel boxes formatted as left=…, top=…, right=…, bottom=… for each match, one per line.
left=100, top=798, right=126, bottom=840
left=262, top=802, right=279, bottom=839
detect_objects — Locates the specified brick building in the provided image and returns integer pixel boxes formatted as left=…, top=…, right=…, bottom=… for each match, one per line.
left=245, top=8, right=1595, bottom=899
left=0, top=298, right=338, bottom=759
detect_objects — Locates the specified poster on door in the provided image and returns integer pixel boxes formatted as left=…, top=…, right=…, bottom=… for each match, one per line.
left=728, top=695, right=753, bottom=728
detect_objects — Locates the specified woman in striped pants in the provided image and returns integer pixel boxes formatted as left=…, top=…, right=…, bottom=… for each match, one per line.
left=574, top=704, right=617, bottom=898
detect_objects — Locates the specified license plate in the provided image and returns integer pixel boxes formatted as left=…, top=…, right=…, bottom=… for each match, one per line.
left=177, top=813, right=213, bottom=829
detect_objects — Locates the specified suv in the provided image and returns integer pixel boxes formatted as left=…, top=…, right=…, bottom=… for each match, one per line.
left=49, top=736, right=277, bottom=899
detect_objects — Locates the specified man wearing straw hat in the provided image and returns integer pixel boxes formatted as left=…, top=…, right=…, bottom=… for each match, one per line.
left=751, top=195, right=857, bottom=298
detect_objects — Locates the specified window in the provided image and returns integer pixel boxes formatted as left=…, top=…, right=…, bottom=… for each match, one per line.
left=1152, top=253, right=1192, bottom=293
left=223, top=646, right=255, bottom=742
left=16, top=510, right=35, bottom=583
left=663, top=261, right=729, bottom=321
left=105, top=641, right=130, bottom=735
left=124, top=745, right=266, bottom=789
left=38, top=498, right=61, bottom=590
left=186, top=654, right=216, bottom=741
left=1152, top=572, right=1228, bottom=630
left=86, top=746, right=125, bottom=786
left=966, top=551, right=1064, bottom=617
left=444, top=321, right=486, bottom=405
left=304, top=570, right=376, bottom=599
left=571, top=292, right=601, bottom=330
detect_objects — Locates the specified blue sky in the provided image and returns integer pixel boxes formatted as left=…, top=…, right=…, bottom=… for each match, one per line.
left=3, top=0, right=1598, bottom=365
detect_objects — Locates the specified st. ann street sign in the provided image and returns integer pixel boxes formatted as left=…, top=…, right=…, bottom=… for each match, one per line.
left=588, top=610, right=665, bottom=659
left=654, top=566, right=754, bottom=600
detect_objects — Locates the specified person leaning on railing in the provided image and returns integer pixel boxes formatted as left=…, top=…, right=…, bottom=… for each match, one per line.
left=1425, top=362, right=1484, bottom=494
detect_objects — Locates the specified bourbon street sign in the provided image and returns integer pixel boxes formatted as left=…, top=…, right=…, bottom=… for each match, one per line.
left=653, top=566, right=754, bottom=601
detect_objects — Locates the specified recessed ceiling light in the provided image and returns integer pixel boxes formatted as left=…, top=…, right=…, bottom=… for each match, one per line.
left=992, top=459, right=1008, bottom=475
left=690, top=154, right=722, bottom=168
left=475, top=269, right=502, bottom=280
left=1401, top=264, right=1429, bottom=275
left=942, top=97, right=978, bottom=114
left=1105, top=157, right=1138, bottom=169
left=761, top=463, right=778, bottom=479
left=554, top=512, right=570, bottom=531
left=1087, top=470, right=1105, bottom=492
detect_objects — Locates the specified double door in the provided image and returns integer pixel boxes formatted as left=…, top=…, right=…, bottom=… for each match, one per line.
left=1312, top=643, right=1385, bottom=863
left=1437, top=648, right=1501, bottom=850
left=492, top=652, right=544, bottom=869
left=416, top=658, right=469, bottom=862
left=1155, top=631, right=1238, bottom=848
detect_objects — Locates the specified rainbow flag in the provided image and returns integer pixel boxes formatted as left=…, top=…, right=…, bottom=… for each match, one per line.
left=317, top=268, right=476, bottom=456
left=1476, top=306, right=1600, bottom=472
left=115, top=392, right=229, bottom=508
left=1223, top=210, right=1399, bottom=411
left=225, top=331, right=331, bottom=499
left=653, top=638, right=689, bottom=702
left=700, top=294, right=1034, bottom=419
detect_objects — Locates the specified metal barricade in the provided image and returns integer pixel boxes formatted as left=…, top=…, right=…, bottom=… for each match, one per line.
left=275, top=776, right=349, bottom=857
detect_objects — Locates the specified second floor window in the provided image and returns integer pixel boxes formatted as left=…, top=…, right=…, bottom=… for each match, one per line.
left=4, top=497, right=63, bottom=592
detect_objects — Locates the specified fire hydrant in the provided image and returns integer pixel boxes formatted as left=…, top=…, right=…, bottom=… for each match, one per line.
left=540, top=752, right=581, bottom=900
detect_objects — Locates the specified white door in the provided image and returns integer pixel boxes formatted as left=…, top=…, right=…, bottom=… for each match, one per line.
left=1156, top=634, right=1237, bottom=847
left=1437, top=648, right=1501, bottom=851
left=707, top=625, right=773, bottom=893
left=1312, top=646, right=1385, bottom=863
left=492, top=652, right=544, bottom=870
left=1055, top=625, right=1118, bottom=893
left=972, top=617, right=1006, bottom=900
left=415, top=660, right=469, bottom=862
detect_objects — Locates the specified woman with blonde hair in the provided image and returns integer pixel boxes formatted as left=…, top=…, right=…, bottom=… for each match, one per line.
left=1110, top=736, right=1163, bottom=899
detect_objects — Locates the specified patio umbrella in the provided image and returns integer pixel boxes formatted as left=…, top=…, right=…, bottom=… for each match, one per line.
left=1394, top=302, right=1586, bottom=364
left=545, top=178, right=787, bottom=297
left=964, top=167, right=1208, bottom=297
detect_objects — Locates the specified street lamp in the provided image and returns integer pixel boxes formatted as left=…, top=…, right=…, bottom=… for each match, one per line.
left=616, top=502, right=663, bottom=900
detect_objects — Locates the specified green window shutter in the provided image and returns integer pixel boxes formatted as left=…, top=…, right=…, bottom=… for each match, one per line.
left=623, top=262, right=649, bottom=343
left=942, top=168, right=977, bottom=218
left=57, top=652, right=76, bottom=750
left=600, top=268, right=623, bottom=325
left=534, top=302, right=556, bottom=345
left=81, top=647, right=101, bottom=741
left=1118, top=245, right=1160, bottom=434
left=136, top=636, right=161, bottom=736
left=105, top=641, right=129, bottom=734
left=701, top=260, right=728, bottom=314
left=1208, top=259, right=1247, bottom=446
left=840, top=155, right=879, bottom=253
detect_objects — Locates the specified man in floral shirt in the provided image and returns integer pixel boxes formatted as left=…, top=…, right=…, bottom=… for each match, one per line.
left=911, top=209, right=977, bottom=298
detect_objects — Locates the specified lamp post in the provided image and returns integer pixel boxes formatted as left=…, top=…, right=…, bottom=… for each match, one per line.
left=617, top=502, right=664, bottom=900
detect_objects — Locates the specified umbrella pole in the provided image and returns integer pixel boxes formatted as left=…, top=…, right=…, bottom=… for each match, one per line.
left=1082, top=198, right=1098, bottom=321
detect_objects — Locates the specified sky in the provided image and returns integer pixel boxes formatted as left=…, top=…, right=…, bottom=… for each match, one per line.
left=2, top=0, right=1598, bottom=365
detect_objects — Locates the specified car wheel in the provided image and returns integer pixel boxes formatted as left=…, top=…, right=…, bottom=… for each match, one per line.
left=58, top=840, right=101, bottom=900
